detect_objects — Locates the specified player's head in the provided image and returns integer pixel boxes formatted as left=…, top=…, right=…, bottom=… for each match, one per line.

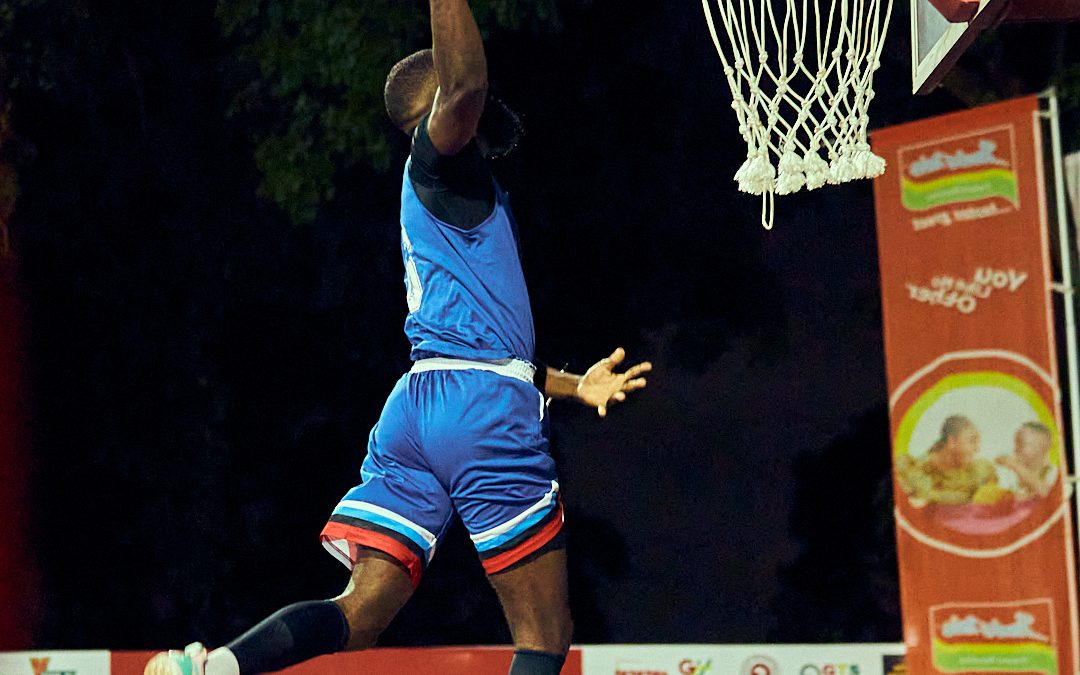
left=385, top=49, right=438, bottom=133
left=932, top=415, right=979, bottom=462
left=1014, top=422, right=1052, bottom=466
left=385, top=50, right=524, bottom=157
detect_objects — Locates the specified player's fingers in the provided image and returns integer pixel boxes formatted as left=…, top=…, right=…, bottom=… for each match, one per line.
left=607, top=347, right=625, bottom=367
left=623, top=377, right=647, bottom=390
left=624, top=362, right=652, bottom=378
left=612, top=391, right=627, bottom=402
left=597, top=403, right=607, bottom=417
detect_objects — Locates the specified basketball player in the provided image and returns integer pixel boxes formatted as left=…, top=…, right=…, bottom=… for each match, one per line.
left=144, top=1, right=651, bottom=674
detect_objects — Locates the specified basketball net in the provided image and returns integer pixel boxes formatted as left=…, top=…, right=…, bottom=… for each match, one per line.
left=702, top=0, right=894, bottom=228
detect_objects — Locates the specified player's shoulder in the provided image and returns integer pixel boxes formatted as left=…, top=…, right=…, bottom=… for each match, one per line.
left=409, top=114, right=487, bottom=182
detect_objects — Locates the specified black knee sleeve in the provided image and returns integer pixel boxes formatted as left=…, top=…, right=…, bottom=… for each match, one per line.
left=227, top=600, right=350, bottom=674
left=508, top=649, right=566, bottom=675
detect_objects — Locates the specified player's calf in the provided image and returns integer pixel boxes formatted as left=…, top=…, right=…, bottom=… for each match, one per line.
left=509, top=649, right=568, bottom=675
left=488, top=548, right=573, bottom=675
left=144, top=600, right=350, bottom=675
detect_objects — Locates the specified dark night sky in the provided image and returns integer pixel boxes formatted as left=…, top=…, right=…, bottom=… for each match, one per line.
left=5, top=0, right=1077, bottom=652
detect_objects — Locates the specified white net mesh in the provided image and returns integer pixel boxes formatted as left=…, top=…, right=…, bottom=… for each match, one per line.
left=702, top=0, right=894, bottom=228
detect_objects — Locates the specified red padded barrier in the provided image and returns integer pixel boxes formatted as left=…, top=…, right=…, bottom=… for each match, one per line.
left=112, top=648, right=584, bottom=675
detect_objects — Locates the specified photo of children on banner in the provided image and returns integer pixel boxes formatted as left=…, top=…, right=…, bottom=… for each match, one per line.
left=996, top=422, right=1058, bottom=499
left=896, top=414, right=1059, bottom=534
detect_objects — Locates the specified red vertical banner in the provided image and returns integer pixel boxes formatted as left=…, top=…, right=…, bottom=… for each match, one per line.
left=872, top=96, right=1079, bottom=675
left=0, top=218, right=35, bottom=648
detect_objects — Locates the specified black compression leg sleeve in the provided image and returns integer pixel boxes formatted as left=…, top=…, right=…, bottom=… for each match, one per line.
left=508, top=649, right=566, bottom=675
left=226, top=600, right=350, bottom=674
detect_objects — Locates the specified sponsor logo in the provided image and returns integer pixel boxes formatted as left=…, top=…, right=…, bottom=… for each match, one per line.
left=881, top=654, right=907, bottom=675
left=29, top=658, right=76, bottom=675
left=740, top=655, right=780, bottom=675
left=941, top=611, right=1049, bottom=641
left=930, top=600, right=1058, bottom=674
left=898, top=127, right=1019, bottom=229
left=679, top=659, right=712, bottom=675
left=615, top=663, right=668, bottom=675
left=612, top=656, right=712, bottom=675
left=799, top=665, right=860, bottom=675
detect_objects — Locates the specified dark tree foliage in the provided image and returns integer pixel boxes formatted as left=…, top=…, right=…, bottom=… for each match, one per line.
left=215, top=0, right=559, bottom=223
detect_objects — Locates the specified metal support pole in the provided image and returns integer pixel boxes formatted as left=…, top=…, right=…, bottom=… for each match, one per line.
left=1042, top=87, right=1080, bottom=675
left=1045, top=90, right=1080, bottom=500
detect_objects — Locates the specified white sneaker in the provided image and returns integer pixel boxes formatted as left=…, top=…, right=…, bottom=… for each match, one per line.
left=143, top=642, right=208, bottom=675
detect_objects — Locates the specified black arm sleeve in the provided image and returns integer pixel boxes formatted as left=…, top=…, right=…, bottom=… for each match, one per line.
left=408, top=115, right=496, bottom=229
left=532, top=359, right=548, bottom=394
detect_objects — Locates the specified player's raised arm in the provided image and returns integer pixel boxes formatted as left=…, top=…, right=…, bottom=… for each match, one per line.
left=426, top=0, right=488, bottom=156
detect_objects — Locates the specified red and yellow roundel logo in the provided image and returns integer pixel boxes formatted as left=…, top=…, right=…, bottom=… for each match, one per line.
left=890, top=351, right=1066, bottom=555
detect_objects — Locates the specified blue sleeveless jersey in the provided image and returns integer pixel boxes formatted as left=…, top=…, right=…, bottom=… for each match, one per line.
left=399, top=160, right=536, bottom=362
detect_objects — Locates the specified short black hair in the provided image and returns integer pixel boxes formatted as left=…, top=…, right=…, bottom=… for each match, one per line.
left=384, top=49, right=435, bottom=130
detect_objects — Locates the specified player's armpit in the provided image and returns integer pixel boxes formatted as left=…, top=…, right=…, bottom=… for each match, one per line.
left=427, top=87, right=488, bottom=156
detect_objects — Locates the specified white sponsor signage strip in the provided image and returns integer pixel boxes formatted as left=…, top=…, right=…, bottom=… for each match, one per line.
left=0, top=651, right=111, bottom=675
left=580, top=644, right=906, bottom=675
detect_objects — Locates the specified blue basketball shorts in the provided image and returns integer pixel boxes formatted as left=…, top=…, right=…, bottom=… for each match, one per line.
left=320, top=359, right=564, bottom=587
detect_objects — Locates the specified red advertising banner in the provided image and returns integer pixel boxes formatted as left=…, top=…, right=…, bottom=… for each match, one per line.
left=871, top=96, right=1079, bottom=675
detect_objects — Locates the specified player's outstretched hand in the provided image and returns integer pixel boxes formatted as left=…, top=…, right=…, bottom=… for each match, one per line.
left=576, top=347, right=652, bottom=418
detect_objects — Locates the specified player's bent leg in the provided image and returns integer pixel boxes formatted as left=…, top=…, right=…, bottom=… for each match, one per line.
left=333, top=548, right=415, bottom=650
left=220, top=548, right=413, bottom=674
left=143, top=598, right=350, bottom=675
left=143, top=549, right=414, bottom=675
left=488, top=548, right=573, bottom=675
